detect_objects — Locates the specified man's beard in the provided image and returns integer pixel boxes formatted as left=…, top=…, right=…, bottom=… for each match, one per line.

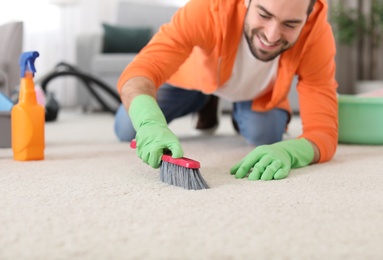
left=244, top=25, right=292, bottom=62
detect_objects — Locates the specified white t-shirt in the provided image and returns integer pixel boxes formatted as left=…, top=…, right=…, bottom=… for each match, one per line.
left=214, top=34, right=280, bottom=102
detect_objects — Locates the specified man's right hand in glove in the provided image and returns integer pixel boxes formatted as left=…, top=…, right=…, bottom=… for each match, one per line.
left=129, top=94, right=184, bottom=168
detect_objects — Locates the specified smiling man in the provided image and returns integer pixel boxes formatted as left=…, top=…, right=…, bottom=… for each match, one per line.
left=115, top=0, right=338, bottom=181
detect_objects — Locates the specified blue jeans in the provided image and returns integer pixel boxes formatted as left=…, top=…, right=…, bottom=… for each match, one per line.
left=114, top=83, right=289, bottom=146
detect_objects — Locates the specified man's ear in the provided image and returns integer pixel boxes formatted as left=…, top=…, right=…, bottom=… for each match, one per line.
left=244, top=0, right=250, bottom=8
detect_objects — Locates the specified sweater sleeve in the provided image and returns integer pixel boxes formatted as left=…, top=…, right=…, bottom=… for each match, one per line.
left=296, top=21, right=338, bottom=163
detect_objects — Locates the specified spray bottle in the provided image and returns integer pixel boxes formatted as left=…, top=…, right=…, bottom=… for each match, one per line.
left=11, top=51, right=45, bottom=161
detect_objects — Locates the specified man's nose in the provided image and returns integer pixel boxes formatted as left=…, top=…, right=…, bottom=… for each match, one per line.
left=264, top=22, right=281, bottom=43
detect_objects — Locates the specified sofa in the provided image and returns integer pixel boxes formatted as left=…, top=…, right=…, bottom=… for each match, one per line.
left=75, top=1, right=179, bottom=111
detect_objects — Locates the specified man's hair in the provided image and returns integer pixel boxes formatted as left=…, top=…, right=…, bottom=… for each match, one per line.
left=307, top=0, right=317, bottom=15
left=248, top=0, right=317, bottom=16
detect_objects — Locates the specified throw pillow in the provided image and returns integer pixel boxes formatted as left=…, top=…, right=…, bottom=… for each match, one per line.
left=102, top=23, right=152, bottom=53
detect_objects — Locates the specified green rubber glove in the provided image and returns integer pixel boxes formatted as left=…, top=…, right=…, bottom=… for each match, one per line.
left=129, top=94, right=184, bottom=168
left=230, top=139, right=314, bottom=180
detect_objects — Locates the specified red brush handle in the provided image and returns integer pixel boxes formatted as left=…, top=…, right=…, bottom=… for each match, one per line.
left=161, top=154, right=200, bottom=169
left=130, top=140, right=137, bottom=149
left=130, top=140, right=200, bottom=169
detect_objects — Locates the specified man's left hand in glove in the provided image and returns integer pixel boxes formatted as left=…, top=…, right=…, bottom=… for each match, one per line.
left=230, top=138, right=316, bottom=180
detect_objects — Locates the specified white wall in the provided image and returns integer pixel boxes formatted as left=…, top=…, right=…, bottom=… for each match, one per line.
left=0, top=0, right=188, bottom=107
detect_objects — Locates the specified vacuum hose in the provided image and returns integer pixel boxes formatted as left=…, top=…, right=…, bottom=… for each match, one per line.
left=39, top=62, right=121, bottom=121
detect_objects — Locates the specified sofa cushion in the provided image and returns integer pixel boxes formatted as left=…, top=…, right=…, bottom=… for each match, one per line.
left=102, top=23, right=152, bottom=54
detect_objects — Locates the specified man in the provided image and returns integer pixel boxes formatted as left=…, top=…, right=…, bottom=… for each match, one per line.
left=114, top=0, right=338, bottom=180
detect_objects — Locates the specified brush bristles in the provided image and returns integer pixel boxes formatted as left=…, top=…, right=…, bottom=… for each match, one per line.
left=160, top=161, right=209, bottom=190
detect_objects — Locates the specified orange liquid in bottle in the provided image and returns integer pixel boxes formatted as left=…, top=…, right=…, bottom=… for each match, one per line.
left=11, top=71, right=45, bottom=161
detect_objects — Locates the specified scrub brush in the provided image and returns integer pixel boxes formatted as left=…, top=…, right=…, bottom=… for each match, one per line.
left=130, top=140, right=209, bottom=190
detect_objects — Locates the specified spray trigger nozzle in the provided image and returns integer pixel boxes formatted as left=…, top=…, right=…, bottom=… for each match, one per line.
left=19, top=51, right=40, bottom=77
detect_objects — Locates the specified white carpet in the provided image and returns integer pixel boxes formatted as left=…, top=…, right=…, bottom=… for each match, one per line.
left=1, top=110, right=383, bottom=260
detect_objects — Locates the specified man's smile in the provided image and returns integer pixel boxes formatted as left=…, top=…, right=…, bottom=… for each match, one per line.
left=256, top=34, right=281, bottom=51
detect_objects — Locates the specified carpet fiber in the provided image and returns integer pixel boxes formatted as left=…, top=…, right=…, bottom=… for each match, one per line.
left=1, top=110, right=383, bottom=260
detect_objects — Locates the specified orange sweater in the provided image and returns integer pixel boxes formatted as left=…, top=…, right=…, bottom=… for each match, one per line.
left=118, top=0, right=338, bottom=163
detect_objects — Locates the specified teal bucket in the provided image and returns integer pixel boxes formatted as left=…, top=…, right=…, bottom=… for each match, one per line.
left=338, top=94, right=383, bottom=144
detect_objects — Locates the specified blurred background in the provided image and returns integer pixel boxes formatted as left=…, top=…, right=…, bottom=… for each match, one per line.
left=0, top=0, right=187, bottom=109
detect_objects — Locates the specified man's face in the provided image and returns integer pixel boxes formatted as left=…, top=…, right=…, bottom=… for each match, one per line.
left=244, top=0, right=310, bottom=61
